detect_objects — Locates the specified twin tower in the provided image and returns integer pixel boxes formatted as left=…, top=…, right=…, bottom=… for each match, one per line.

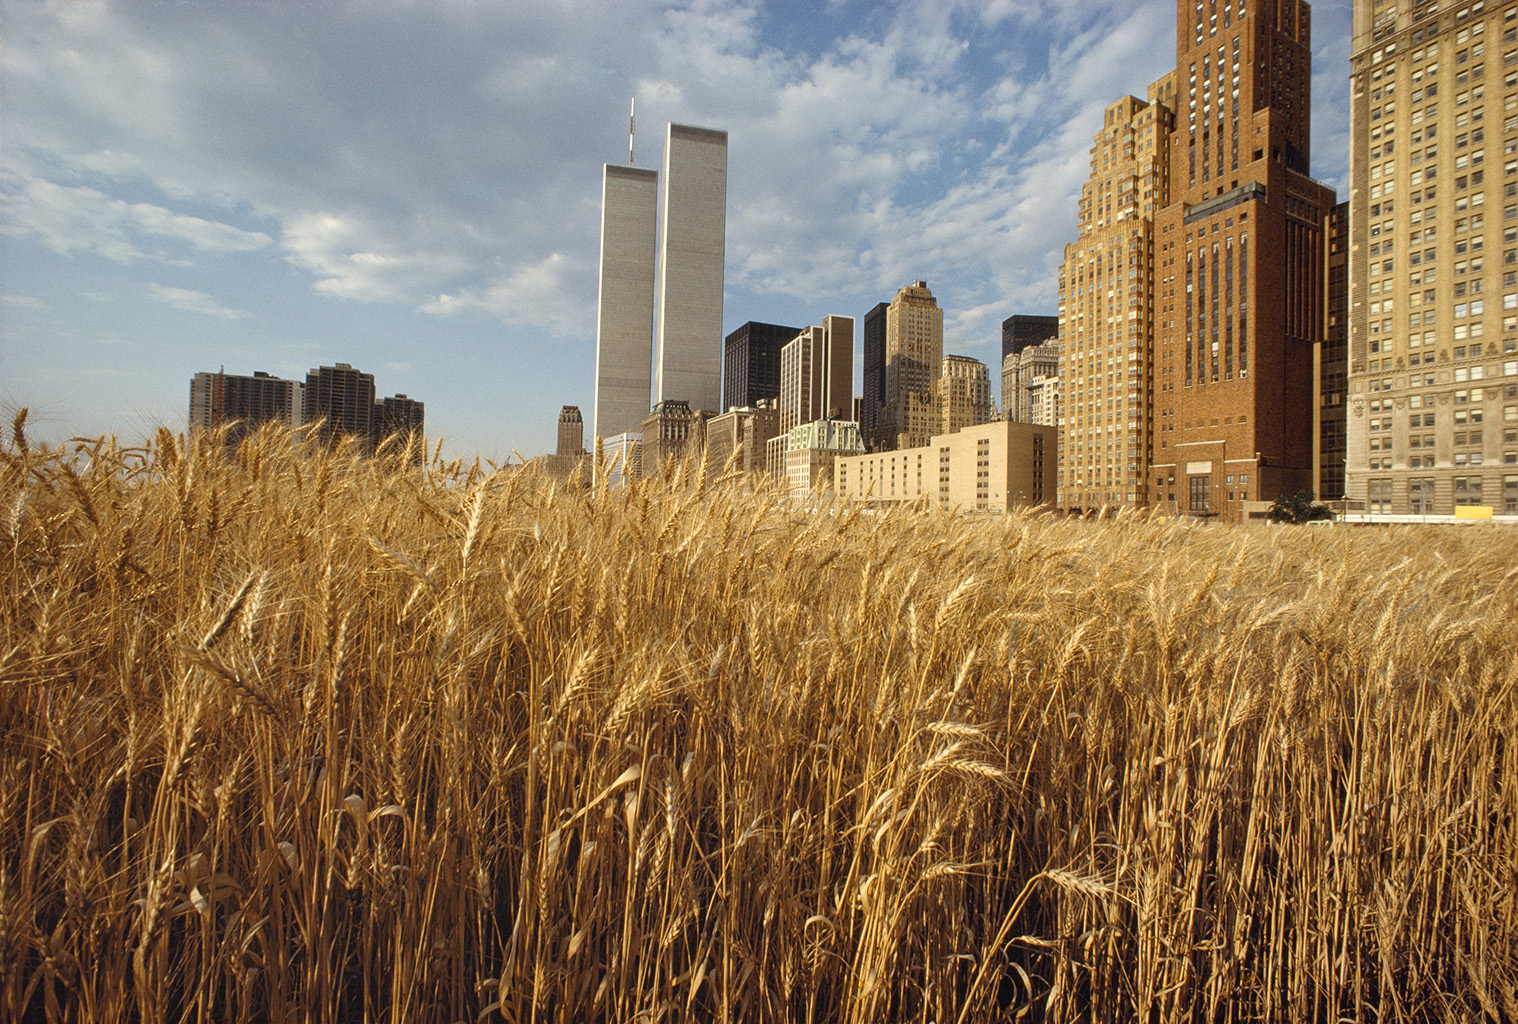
left=593, top=123, right=729, bottom=443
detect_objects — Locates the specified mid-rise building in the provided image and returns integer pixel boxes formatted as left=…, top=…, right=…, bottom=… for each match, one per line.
left=883, top=281, right=945, bottom=450
left=304, top=363, right=377, bottom=451
left=594, top=164, right=659, bottom=442
left=189, top=369, right=302, bottom=447
left=1027, top=367, right=1063, bottom=430
left=861, top=302, right=890, bottom=450
left=641, top=399, right=710, bottom=473
left=723, top=321, right=798, bottom=411
left=776, top=418, right=866, bottom=501
left=836, top=419, right=1057, bottom=512
left=778, top=315, right=854, bottom=433
left=936, top=354, right=994, bottom=435
left=1346, top=0, right=1518, bottom=516
left=603, top=432, right=642, bottom=485
left=705, top=402, right=779, bottom=475
left=1001, top=340, right=1062, bottom=424
left=656, top=124, right=728, bottom=415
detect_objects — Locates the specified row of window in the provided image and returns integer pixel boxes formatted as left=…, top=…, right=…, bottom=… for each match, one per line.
left=1367, top=473, right=1518, bottom=513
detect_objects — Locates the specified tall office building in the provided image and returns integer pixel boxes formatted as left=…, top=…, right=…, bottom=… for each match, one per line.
left=723, top=321, right=798, bottom=411
left=656, top=124, right=729, bottom=415
left=883, top=281, right=945, bottom=450
left=1346, top=0, right=1518, bottom=517
left=594, top=164, right=659, bottom=441
left=189, top=369, right=302, bottom=447
left=1150, top=0, right=1337, bottom=519
left=937, top=354, right=994, bottom=435
left=861, top=302, right=890, bottom=450
left=1059, top=84, right=1175, bottom=510
left=778, top=315, right=855, bottom=433
left=304, top=363, right=377, bottom=450
left=557, top=405, right=584, bottom=459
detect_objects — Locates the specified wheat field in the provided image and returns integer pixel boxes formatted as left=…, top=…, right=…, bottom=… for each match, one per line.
left=3, top=417, right=1516, bottom=1023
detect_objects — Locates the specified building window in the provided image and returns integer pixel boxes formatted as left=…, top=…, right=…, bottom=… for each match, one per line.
left=1409, top=477, right=1438, bottom=514
left=1189, top=475, right=1210, bottom=513
left=1455, top=476, right=1486, bottom=505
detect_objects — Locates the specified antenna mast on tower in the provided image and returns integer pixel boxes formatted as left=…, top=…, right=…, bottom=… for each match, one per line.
left=628, top=97, right=636, bottom=165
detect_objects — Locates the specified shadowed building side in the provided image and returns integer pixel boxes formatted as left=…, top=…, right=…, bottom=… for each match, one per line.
left=374, top=394, right=424, bottom=463
left=303, top=363, right=376, bottom=451
left=861, top=302, right=889, bottom=450
left=189, top=370, right=302, bottom=448
left=723, top=321, right=799, bottom=412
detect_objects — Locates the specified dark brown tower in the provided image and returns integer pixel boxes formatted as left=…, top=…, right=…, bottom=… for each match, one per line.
left=1151, top=0, right=1336, bottom=519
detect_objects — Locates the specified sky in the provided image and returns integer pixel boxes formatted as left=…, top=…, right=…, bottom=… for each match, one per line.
left=1, top=0, right=1353, bottom=462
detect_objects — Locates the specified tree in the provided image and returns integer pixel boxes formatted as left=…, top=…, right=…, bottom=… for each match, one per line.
left=1266, top=489, right=1334, bottom=524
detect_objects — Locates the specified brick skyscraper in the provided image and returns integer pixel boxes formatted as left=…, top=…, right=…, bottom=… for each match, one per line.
left=1149, top=0, right=1338, bottom=519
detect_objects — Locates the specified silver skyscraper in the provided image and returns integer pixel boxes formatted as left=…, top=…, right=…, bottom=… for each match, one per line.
left=655, top=124, right=728, bottom=416
left=593, top=164, right=659, bottom=441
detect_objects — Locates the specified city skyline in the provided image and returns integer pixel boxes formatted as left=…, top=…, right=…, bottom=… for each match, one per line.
left=1, top=1, right=1352, bottom=460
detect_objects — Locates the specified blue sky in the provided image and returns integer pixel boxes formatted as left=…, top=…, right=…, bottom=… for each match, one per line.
left=1, top=0, right=1352, bottom=460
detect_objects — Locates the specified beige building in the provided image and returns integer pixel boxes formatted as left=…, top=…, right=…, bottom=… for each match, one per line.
left=937, top=354, right=994, bottom=435
left=556, top=405, right=584, bottom=458
left=1058, top=82, right=1175, bottom=511
left=640, top=400, right=712, bottom=473
left=779, top=315, right=854, bottom=433
left=883, top=281, right=945, bottom=450
left=1001, top=340, right=1062, bottom=424
left=767, top=419, right=866, bottom=501
left=705, top=402, right=779, bottom=475
left=1027, top=368, right=1063, bottom=430
left=836, top=419, right=1057, bottom=512
left=1347, top=0, right=1518, bottom=516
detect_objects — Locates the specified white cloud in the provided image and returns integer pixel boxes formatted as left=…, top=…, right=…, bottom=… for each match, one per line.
left=0, top=171, right=272, bottom=263
left=424, top=252, right=590, bottom=336
left=148, top=284, right=252, bottom=320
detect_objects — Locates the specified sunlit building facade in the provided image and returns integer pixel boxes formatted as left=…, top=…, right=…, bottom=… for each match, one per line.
left=1346, top=0, right=1518, bottom=516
